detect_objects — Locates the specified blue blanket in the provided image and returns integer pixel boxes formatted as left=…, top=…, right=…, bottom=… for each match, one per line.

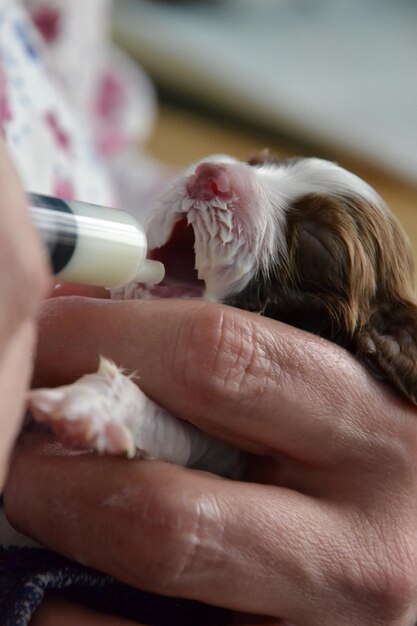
left=0, top=546, right=228, bottom=625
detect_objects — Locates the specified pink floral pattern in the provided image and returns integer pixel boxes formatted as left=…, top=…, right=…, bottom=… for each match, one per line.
left=43, top=111, right=71, bottom=151
left=31, top=5, right=61, bottom=44
left=53, top=177, right=74, bottom=199
left=0, top=64, right=12, bottom=132
left=96, top=71, right=125, bottom=120
left=0, top=0, right=170, bottom=225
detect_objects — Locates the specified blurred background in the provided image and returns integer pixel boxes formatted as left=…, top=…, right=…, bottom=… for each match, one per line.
left=112, top=0, right=417, bottom=256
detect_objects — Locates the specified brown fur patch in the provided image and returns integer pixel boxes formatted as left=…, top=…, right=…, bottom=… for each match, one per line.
left=225, top=187, right=417, bottom=405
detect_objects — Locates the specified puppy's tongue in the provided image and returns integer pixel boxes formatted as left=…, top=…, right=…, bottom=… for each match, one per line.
left=186, top=163, right=233, bottom=201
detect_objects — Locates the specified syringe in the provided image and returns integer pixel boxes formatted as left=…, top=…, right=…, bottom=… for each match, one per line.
left=29, top=193, right=165, bottom=288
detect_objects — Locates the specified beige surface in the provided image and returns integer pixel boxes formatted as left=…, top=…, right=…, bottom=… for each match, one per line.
left=147, top=104, right=417, bottom=267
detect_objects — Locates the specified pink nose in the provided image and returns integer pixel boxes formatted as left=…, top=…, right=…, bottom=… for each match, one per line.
left=186, top=163, right=232, bottom=201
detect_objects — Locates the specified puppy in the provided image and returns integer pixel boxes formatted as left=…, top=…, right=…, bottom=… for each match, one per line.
left=29, top=153, right=417, bottom=477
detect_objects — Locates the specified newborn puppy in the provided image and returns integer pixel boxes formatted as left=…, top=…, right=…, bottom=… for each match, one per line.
left=29, top=153, right=417, bottom=476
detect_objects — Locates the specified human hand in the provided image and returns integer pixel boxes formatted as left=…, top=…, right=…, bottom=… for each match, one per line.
left=0, top=140, right=49, bottom=489
left=4, top=297, right=417, bottom=625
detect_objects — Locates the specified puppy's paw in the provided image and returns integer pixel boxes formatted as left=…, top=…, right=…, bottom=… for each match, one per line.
left=27, top=357, right=138, bottom=457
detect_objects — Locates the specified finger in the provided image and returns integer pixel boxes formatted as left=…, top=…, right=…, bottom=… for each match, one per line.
left=0, top=141, right=50, bottom=344
left=33, top=297, right=410, bottom=464
left=5, top=433, right=344, bottom=623
left=0, top=320, right=36, bottom=489
left=49, top=281, right=110, bottom=299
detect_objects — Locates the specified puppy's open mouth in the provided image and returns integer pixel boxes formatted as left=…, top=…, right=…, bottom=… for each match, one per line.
left=120, top=159, right=251, bottom=302
left=146, top=217, right=205, bottom=299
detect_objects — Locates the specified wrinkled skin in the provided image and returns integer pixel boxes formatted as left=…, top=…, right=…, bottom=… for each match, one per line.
left=0, top=139, right=49, bottom=490
left=4, top=295, right=417, bottom=626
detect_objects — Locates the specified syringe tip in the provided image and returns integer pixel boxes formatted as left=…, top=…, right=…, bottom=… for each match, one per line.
left=135, top=259, right=165, bottom=285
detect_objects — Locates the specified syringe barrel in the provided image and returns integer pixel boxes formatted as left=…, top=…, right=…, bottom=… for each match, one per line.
left=29, top=193, right=164, bottom=288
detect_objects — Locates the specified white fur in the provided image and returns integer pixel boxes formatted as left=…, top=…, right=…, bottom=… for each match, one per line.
left=146, top=154, right=284, bottom=300
left=28, top=357, right=240, bottom=476
left=145, top=155, right=385, bottom=302
left=258, top=157, right=382, bottom=206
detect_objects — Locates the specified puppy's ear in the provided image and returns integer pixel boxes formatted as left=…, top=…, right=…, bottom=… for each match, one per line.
left=355, top=301, right=417, bottom=405
left=353, top=200, right=417, bottom=405
left=287, top=192, right=417, bottom=405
